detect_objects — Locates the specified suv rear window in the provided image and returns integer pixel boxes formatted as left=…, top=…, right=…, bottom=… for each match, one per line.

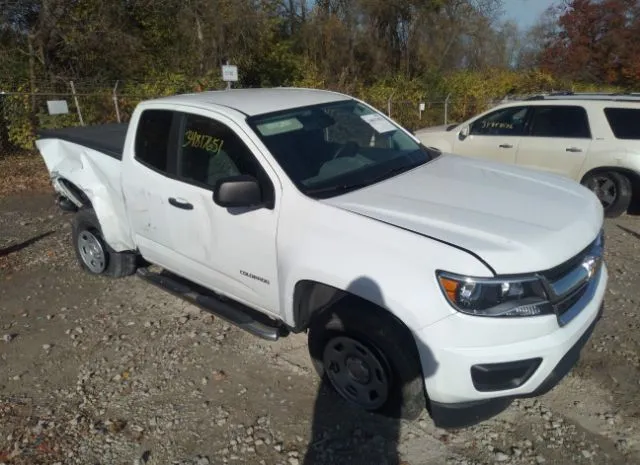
left=604, top=108, right=640, bottom=140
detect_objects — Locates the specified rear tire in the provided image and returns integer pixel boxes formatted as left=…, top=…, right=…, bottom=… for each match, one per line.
left=307, top=296, right=426, bottom=420
left=71, top=208, right=137, bottom=278
left=582, top=171, right=632, bottom=218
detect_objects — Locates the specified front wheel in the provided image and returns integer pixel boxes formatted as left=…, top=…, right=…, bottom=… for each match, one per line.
left=307, top=298, right=426, bottom=420
left=71, top=208, right=137, bottom=278
left=582, top=171, right=632, bottom=218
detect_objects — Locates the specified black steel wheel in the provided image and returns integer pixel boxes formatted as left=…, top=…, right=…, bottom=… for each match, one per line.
left=308, top=297, right=426, bottom=420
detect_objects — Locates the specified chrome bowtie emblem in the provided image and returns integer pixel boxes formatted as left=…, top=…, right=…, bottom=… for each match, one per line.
left=581, top=256, right=599, bottom=279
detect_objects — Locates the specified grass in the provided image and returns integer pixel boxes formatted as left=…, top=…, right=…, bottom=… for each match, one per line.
left=0, top=153, right=53, bottom=197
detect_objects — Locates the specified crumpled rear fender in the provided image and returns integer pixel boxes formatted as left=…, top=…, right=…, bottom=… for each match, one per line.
left=35, top=138, right=135, bottom=252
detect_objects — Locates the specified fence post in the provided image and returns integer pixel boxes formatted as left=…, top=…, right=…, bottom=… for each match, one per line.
left=113, top=80, right=121, bottom=123
left=444, top=93, right=452, bottom=125
left=69, top=81, right=85, bottom=126
left=0, top=91, right=6, bottom=153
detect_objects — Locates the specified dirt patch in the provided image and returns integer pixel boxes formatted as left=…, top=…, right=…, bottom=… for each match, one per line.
left=0, top=153, right=53, bottom=198
left=0, top=194, right=639, bottom=465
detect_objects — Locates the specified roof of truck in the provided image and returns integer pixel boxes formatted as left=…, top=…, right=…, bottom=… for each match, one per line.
left=151, top=87, right=353, bottom=116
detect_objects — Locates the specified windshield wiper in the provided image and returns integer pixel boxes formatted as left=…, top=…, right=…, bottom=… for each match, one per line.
left=369, top=163, right=419, bottom=183
left=306, top=180, right=374, bottom=196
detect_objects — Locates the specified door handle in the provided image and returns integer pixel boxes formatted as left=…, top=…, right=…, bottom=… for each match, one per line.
left=566, top=147, right=583, bottom=153
left=168, top=197, right=194, bottom=210
left=498, top=144, right=513, bottom=149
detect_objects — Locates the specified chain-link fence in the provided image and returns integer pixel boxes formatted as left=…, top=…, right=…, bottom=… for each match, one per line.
left=0, top=85, right=161, bottom=154
left=0, top=83, right=507, bottom=155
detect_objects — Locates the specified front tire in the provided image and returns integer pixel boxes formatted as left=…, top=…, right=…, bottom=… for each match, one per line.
left=307, top=297, right=426, bottom=420
left=71, top=208, right=137, bottom=278
left=582, top=171, right=632, bottom=218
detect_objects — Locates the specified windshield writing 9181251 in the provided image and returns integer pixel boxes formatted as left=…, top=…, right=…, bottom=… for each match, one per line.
left=183, top=130, right=225, bottom=155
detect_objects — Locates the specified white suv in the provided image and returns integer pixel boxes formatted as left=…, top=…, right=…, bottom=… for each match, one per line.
left=415, top=93, right=640, bottom=217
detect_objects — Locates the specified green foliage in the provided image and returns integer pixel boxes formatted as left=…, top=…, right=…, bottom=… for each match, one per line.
left=436, top=69, right=623, bottom=124
left=0, top=0, right=633, bottom=152
left=241, top=40, right=305, bottom=87
left=2, top=66, right=628, bottom=154
left=3, top=86, right=36, bottom=151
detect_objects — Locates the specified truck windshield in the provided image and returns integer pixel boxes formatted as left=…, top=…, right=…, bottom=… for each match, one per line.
left=246, top=99, right=437, bottom=198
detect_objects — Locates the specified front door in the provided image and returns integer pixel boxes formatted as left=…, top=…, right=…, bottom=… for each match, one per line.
left=161, top=109, right=282, bottom=314
left=452, top=105, right=531, bottom=165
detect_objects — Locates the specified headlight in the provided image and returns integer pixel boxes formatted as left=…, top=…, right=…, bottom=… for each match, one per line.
left=436, top=271, right=554, bottom=317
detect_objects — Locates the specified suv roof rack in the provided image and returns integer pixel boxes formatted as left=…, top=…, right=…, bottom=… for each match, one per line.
left=525, top=91, right=640, bottom=102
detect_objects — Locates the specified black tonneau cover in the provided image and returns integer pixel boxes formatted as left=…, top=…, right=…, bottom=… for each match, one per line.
left=37, top=123, right=129, bottom=160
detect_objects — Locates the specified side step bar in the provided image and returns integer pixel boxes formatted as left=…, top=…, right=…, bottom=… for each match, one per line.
left=137, top=268, right=288, bottom=341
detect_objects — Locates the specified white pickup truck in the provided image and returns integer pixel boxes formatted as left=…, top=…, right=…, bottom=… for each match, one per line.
left=36, top=88, right=607, bottom=429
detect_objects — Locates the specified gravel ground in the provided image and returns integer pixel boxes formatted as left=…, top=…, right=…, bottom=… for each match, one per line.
left=1, top=192, right=639, bottom=465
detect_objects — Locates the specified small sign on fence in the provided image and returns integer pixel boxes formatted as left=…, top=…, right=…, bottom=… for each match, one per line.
left=222, top=65, right=238, bottom=82
left=47, top=100, right=69, bottom=115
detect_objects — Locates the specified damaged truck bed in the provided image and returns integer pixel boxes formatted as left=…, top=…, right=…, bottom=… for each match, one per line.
left=36, top=122, right=132, bottom=250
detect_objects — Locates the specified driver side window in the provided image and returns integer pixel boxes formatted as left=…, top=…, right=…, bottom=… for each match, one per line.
left=177, top=113, right=262, bottom=189
left=470, top=106, right=530, bottom=137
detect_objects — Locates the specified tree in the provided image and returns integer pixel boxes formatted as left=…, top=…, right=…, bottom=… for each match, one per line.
left=0, top=0, right=545, bottom=95
left=538, top=0, right=640, bottom=86
left=517, top=4, right=562, bottom=70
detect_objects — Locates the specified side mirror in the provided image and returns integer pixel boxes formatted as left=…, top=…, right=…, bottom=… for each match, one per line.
left=458, top=125, right=470, bottom=141
left=213, top=175, right=263, bottom=209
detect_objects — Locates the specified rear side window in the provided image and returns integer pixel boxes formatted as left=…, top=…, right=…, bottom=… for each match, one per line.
left=529, top=105, right=591, bottom=138
left=134, top=109, right=174, bottom=172
left=604, top=108, right=640, bottom=139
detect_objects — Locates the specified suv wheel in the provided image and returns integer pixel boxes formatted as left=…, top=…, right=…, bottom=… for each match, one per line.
left=307, top=297, right=426, bottom=420
left=582, top=171, right=632, bottom=218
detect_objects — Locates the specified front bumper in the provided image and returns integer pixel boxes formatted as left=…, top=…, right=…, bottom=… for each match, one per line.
left=416, top=263, right=607, bottom=429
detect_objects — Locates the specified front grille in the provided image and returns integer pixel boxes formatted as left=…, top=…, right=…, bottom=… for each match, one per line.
left=539, top=231, right=604, bottom=324
left=554, top=282, right=588, bottom=316
left=540, top=237, right=597, bottom=282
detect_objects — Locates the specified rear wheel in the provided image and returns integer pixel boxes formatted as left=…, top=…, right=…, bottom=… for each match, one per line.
left=72, top=208, right=137, bottom=278
left=582, top=171, right=632, bottom=218
left=307, top=297, right=426, bottom=420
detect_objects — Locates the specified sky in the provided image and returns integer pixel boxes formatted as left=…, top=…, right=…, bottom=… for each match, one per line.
left=503, top=0, right=558, bottom=30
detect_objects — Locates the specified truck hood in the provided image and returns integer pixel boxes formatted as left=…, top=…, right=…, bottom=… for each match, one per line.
left=320, top=154, right=603, bottom=275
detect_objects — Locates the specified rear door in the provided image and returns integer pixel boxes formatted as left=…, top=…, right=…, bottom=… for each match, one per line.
left=515, top=105, right=592, bottom=179
left=452, top=105, right=530, bottom=164
left=121, top=108, right=179, bottom=266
